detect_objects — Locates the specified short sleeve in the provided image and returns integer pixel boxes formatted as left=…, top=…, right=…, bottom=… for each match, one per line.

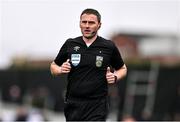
left=110, top=44, right=124, bottom=70
left=54, top=40, right=69, bottom=66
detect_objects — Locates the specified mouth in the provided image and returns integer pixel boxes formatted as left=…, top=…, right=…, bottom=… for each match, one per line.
left=84, top=30, right=91, bottom=33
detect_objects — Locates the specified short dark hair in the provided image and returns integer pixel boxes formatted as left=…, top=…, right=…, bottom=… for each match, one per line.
left=80, top=8, right=101, bottom=23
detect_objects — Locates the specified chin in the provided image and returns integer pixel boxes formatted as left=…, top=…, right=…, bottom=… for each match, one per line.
left=84, top=34, right=96, bottom=39
left=84, top=36, right=93, bottom=39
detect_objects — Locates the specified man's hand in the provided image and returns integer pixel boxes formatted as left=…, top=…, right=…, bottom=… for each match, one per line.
left=50, top=59, right=71, bottom=76
left=106, top=67, right=117, bottom=84
left=61, top=59, right=71, bottom=73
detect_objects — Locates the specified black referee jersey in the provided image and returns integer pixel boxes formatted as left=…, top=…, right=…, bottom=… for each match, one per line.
left=54, top=36, right=124, bottom=100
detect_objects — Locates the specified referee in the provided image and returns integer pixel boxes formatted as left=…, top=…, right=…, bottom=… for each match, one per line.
left=50, top=8, right=127, bottom=121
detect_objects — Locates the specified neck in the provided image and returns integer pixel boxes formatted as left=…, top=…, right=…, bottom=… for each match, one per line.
left=83, top=35, right=98, bottom=45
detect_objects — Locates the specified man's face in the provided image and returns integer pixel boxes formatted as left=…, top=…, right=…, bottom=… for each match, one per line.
left=80, top=14, right=101, bottom=39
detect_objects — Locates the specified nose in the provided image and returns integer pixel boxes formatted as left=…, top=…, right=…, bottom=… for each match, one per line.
left=85, top=22, right=89, bottom=28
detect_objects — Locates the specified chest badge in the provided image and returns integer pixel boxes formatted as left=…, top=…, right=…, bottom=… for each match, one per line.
left=71, top=54, right=81, bottom=66
left=96, top=56, right=103, bottom=67
left=73, top=46, right=80, bottom=51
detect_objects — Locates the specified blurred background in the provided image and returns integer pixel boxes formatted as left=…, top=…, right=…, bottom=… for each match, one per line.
left=0, top=0, right=179, bottom=121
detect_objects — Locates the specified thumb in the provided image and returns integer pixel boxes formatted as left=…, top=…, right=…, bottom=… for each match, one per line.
left=66, top=59, right=70, bottom=63
left=107, top=67, right=111, bottom=73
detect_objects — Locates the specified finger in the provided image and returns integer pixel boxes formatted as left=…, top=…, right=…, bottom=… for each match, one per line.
left=107, top=67, right=111, bottom=73
left=63, top=64, right=71, bottom=69
left=108, top=77, right=116, bottom=82
left=106, top=72, right=114, bottom=77
left=62, top=67, right=71, bottom=72
left=63, top=61, right=71, bottom=67
left=106, top=76, right=113, bottom=80
left=66, top=59, right=70, bottom=63
left=108, top=81, right=115, bottom=84
left=61, top=68, right=70, bottom=73
left=65, top=59, right=71, bottom=66
left=106, top=75, right=116, bottom=80
left=107, top=79, right=114, bottom=84
left=62, top=70, right=70, bottom=73
left=63, top=69, right=70, bottom=72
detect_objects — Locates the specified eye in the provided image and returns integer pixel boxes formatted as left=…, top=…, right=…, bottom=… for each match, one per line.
left=88, top=21, right=95, bottom=24
left=81, top=21, right=87, bottom=24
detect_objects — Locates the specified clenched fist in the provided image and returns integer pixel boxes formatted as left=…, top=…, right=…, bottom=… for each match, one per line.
left=60, top=59, right=71, bottom=73
left=106, top=67, right=117, bottom=84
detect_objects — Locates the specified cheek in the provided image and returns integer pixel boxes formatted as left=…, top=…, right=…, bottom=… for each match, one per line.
left=80, top=25, right=83, bottom=29
left=80, top=24, right=85, bottom=28
left=92, top=26, right=99, bottom=31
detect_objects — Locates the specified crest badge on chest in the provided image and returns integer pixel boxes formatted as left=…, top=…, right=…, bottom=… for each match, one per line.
left=73, top=46, right=80, bottom=51
left=71, top=54, right=81, bottom=66
left=96, top=56, right=103, bottom=67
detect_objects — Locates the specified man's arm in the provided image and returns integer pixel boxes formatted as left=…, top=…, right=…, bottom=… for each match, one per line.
left=50, top=59, right=71, bottom=76
left=114, top=64, right=127, bottom=81
left=106, top=64, right=127, bottom=84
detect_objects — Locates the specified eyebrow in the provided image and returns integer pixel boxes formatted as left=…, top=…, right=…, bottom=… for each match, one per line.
left=81, top=20, right=96, bottom=23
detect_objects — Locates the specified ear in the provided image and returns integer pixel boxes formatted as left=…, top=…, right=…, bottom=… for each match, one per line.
left=98, top=22, right=102, bottom=29
left=79, top=21, right=81, bottom=28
